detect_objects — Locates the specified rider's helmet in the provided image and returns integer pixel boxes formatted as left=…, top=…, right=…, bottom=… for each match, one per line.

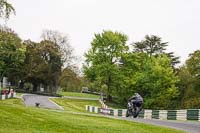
left=134, top=93, right=140, bottom=97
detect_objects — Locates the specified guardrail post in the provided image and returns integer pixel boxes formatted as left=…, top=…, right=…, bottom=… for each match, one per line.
left=138, top=109, right=144, bottom=118
left=118, top=109, right=122, bottom=117
left=144, top=110, right=152, bottom=119
left=187, top=109, right=199, bottom=120
left=0, top=94, right=5, bottom=100
left=152, top=110, right=159, bottom=119
left=114, top=109, right=118, bottom=116
left=167, top=110, right=177, bottom=120
left=176, top=110, right=187, bottom=121
left=94, top=107, right=98, bottom=113
left=198, top=109, right=200, bottom=121
left=109, top=109, right=114, bottom=116
left=86, top=105, right=89, bottom=111
left=122, top=109, right=127, bottom=117
left=159, top=110, right=167, bottom=120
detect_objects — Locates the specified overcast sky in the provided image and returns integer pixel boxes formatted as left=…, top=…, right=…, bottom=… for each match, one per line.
left=5, top=0, right=200, bottom=65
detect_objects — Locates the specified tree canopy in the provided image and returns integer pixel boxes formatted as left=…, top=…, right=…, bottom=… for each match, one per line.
left=0, top=0, right=15, bottom=19
left=177, top=50, right=200, bottom=108
left=133, top=35, right=180, bottom=67
left=84, top=31, right=180, bottom=109
left=84, top=30, right=128, bottom=101
left=0, top=26, right=25, bottom=83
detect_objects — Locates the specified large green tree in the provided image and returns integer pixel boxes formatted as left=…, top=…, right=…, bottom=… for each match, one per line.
left=178, top=50, right=200, bottom=108
left=114, top=53, right=179, bottom=109
left=20, top=40, right=42, bottom=91
left=134, top=55, right=179, bottom=109
left=0, top=26, right=25, bottom=84
left=20, top=30, right=74, bottom=94
left=22, top=39, right=63, bottom=93
left=84, top=30, right=128, bottom=101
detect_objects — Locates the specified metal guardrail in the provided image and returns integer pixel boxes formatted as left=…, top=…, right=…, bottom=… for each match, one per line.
left=0, top=92, right=16, bottom=100
left=86, top=105, right=200, bottom=121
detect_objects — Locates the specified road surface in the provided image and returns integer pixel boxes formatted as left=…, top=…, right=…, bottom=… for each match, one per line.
left=22, top=94, right=63, bottom=110
left=119, top=116, right=200, bottom=133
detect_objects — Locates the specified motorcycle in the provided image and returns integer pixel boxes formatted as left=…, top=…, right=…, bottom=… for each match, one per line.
left=126, top=101, right=142, bottom=118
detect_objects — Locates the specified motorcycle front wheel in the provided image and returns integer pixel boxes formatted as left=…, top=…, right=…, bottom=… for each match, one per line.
left=133, top=107, right=142, bottom=118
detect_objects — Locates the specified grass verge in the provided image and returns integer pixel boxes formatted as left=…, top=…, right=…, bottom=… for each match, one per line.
left=0, top=98, right=185, bottom=133
left=51, top=98, right=101, bottom=112
left=59, top=92, right=100, bottom=99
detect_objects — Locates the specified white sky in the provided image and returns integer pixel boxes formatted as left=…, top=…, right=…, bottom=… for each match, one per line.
left=5, top=0, right=200, bottom=66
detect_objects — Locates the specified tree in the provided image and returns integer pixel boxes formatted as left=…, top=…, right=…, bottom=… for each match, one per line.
left=133, top=35, right=180, bottom=67
left=84, top=30, right=128, bottom=101
left=138, top=55, right=179, bottom=109
left=22, top=39, right=63, bottom=94
left=19, top=40, right=37, bottom=91
left=186, top=50, right=200, bottom=82
left=115, top=53, right=180, bottom=109
left=177, top=66, right=194, bottom=108
left=41, top=30, right=74, bottom=67
left=133, top=35, right=167, bottom=56
left=0, top=26, right=25, bottom=84
left=0, top=0, right=15, bottom=19
left=58, top=67, right=81, bottom=92
left=18, top=30, right=74, bottom=94
left=178, top=50, right=200, bottom=108
left=38, top=40, right=63, bottom=93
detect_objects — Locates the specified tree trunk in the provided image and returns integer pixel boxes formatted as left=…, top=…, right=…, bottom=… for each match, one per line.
left=107, top=94, right=112, bottom=102
left=19, top=80, right=24, bottom=90
left=33, top=83, right=38, bottom=92
left=107, top=75, right=112, bottom=102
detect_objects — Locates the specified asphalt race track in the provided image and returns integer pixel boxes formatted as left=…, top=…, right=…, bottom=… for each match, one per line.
left=22, top=94, right=63, bottom=110
left=120, top=116, right=200, bottom=133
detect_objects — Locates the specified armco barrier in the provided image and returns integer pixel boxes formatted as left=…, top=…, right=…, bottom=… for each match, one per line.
left=177, top=110, right=187, bottom=121
left=0, top=94, right=5, bottom=100
left=199, top=110, right=200, bottom=122
left=0, top=92, right=16, bottom=100
left=187, top=109, right=199, bottom=120
left=144, top=110, right=152, bottom=119
left=159, top=110, right=167, bottom=120
left=138, top=110, right=144, bottom=118
left=152, top=110, right=159, bottom=119
left=86, top=105, right=200, bottom=121
left=167, top=110, right=177, bottom=120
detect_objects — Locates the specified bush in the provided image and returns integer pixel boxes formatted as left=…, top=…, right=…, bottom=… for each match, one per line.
left=183, top=97, right=200, bottom=109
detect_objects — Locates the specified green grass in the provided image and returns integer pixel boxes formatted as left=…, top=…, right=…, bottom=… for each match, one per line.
left=0, top=98, right=24, bottom=106
left=57, top=92, right=125, bottom=109
left=59, top=92, right=100, bottom=99
left=16, top=92, right=24, bottom=97
left=51, top=98, right=101, bottom=112
left=0, top=98, right=185, bottom=133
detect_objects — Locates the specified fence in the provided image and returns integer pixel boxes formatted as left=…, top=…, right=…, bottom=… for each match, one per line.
left=0, top=92, right=16, bottom=100
left=86, top=105, right=200, bottom=121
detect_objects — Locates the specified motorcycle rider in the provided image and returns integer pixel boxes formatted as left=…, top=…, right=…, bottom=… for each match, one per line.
left=126, top=93, right=143, bottom=118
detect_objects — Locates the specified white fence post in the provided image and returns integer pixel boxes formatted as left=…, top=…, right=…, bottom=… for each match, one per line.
left=144, top=110, right=152, bottom=119
left=159, top=110, right=167, bottom=120
left=176, top=110, right=187, bottom=121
